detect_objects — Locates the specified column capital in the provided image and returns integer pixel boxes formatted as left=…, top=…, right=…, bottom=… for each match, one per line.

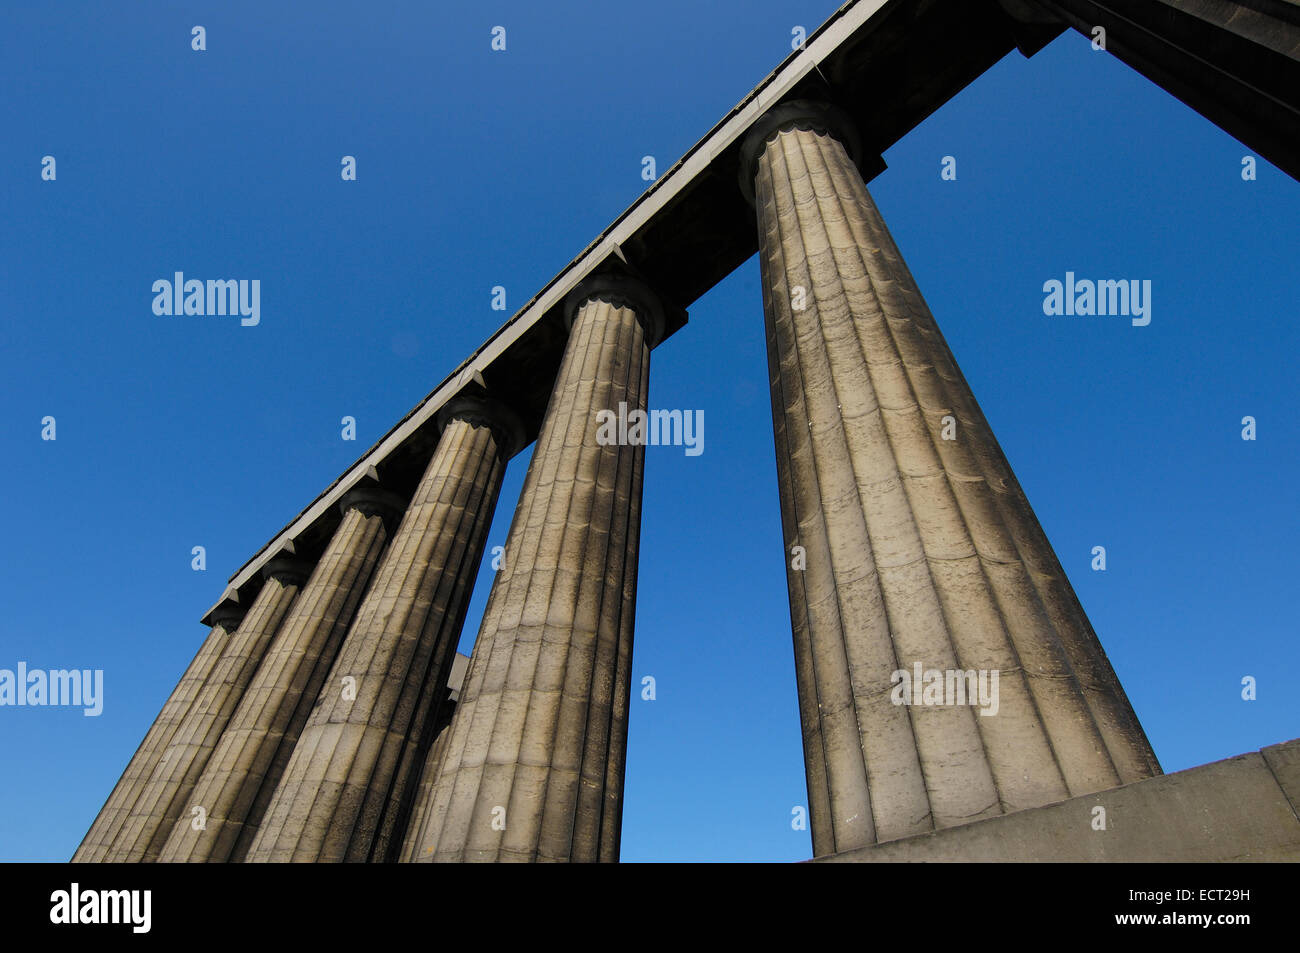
left=737, top=99, right=863, bottom=208
left=261, top=554, right=311, bottom=588
left=338, top=485, right=407, bottom=529
left=434, top=394, right=527, bottom=459
left=563, top=274, right=667, bottom=348
left=207, top=602, right=246, bottom=632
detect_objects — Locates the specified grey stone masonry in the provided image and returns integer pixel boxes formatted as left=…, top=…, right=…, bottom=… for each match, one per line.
left=107, top=556, right=308, bottom=861
left=741, top=100, right=1160, bottom=859
left=157, top=487, right=405, bottom=862
left=245, top=398, right=519, bottom=862
left=819, top=738, right=1300, bottom=862
left=406, top=276, right=663, bottom=863
left=72, top=602, right=246, bottom=862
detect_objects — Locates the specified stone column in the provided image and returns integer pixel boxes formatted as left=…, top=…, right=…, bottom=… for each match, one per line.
left=72, top=602, right=245, bottom=862
left=105, top=556, right=309, bottom=862
left=407, top=275, right=662, bottom=863
left=398, top=707, right=457, bottom=862
left=740, top=100, right=1160, bottom=858
left=245, top=396, right=522, bottom=863
left=1001, top=0, right=1300, bottom=181
left=156, top=487, right=405, bottom=862
left=398, top=653, right=467, bottom=862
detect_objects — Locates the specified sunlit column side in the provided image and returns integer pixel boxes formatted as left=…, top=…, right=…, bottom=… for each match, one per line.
left=741, top=99, right=1160, bottom=858
left=72, top=602, right=246, bottom=862
left=245, top=396, right=521, bottom=862
left=107, top=556, right=309, bottom=861
left=157, top=487, right=405, bottom=862
left=408, top=275, right=663, bottom=863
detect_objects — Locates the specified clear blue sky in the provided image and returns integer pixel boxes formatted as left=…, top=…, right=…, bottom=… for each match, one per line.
left=1, top=1, right=1295, bottom=862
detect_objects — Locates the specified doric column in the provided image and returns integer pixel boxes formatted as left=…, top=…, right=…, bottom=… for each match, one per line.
left=407, top=275, right=663, bottom=863
left=156, top=487, right=405, bottom=862
left=398, top=654, right=467, bottom=862
left=245, top=396, right=522, bottom=863
left=106, top=556, right=309, bottom=861
left=398, top=704, right=457, bottom=862
left=1001, top=0, right=1300, bottom=181
left=72, top=602, right=246, bottom=862
left=740, top=100, right=1160, bottom=858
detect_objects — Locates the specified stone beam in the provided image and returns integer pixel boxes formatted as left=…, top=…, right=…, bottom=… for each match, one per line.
left=1014, top=0, right=1300, bottom=182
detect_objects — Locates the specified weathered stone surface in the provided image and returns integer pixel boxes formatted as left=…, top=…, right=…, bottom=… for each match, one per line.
left=157, top=488, right=403, bottom=862
left=1261, top=738, right=1300, bottom=820
left=72, top=603, right=245, bottom=862
left=398, top=710, right=457, bottom=862
left=106, top=557, right=308, bottom=862
left=245, top=400, right=518, bottom=862
left=80, top=1, right=1299, bottom=866
left=818, top=739, right=1300, bottom=862
left=406, top=277, right=661, bottom=863
left=397, top=653, right=467, bottom=862
left=743, top=101, right=1159, bottom=858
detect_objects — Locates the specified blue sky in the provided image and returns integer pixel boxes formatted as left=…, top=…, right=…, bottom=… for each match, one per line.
left=1, top=1, right=1295, bottom=862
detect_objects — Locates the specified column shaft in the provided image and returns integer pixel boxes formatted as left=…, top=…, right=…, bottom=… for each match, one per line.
left=157, top=490, right=399, bottom=862
left=409, top=284, right=654, bottom=863
left=106, top=560, right=305, bottom=861
left=72, top=609, right=243, bottom=862
left=747, top=107, right=1159, bottom=858
left=245, top=408, right=511, bottom=862
left=398, top=706, right=456, bottom=861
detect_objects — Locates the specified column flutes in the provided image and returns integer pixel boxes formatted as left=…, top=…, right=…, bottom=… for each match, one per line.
left=245, top=396, right=521, bottom=862
left=157, top=487, right=405, bottom=862
left=406, top=275, right=663, bottom=863
left=107, top=556, right=309, bottom=861
left=740, top=100, right=1159, bottom=857
left=72, top=602, right=246, bottom=862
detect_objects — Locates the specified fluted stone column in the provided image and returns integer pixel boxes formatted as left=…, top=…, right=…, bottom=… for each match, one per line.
left=245, top=397, right=521, bottom=862
left=398, top=653, right=467, bottom=862
left=73, top=602, right=246, bottom=862
left=157, top=487, right=405, bottom=862
left=105, top=556, right=309, bottom=862
left=407, top=275, right=662, bottom=863
left=398, top=707, right=457, bottom=861
left=740, top=101, right=1160, bottom=858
